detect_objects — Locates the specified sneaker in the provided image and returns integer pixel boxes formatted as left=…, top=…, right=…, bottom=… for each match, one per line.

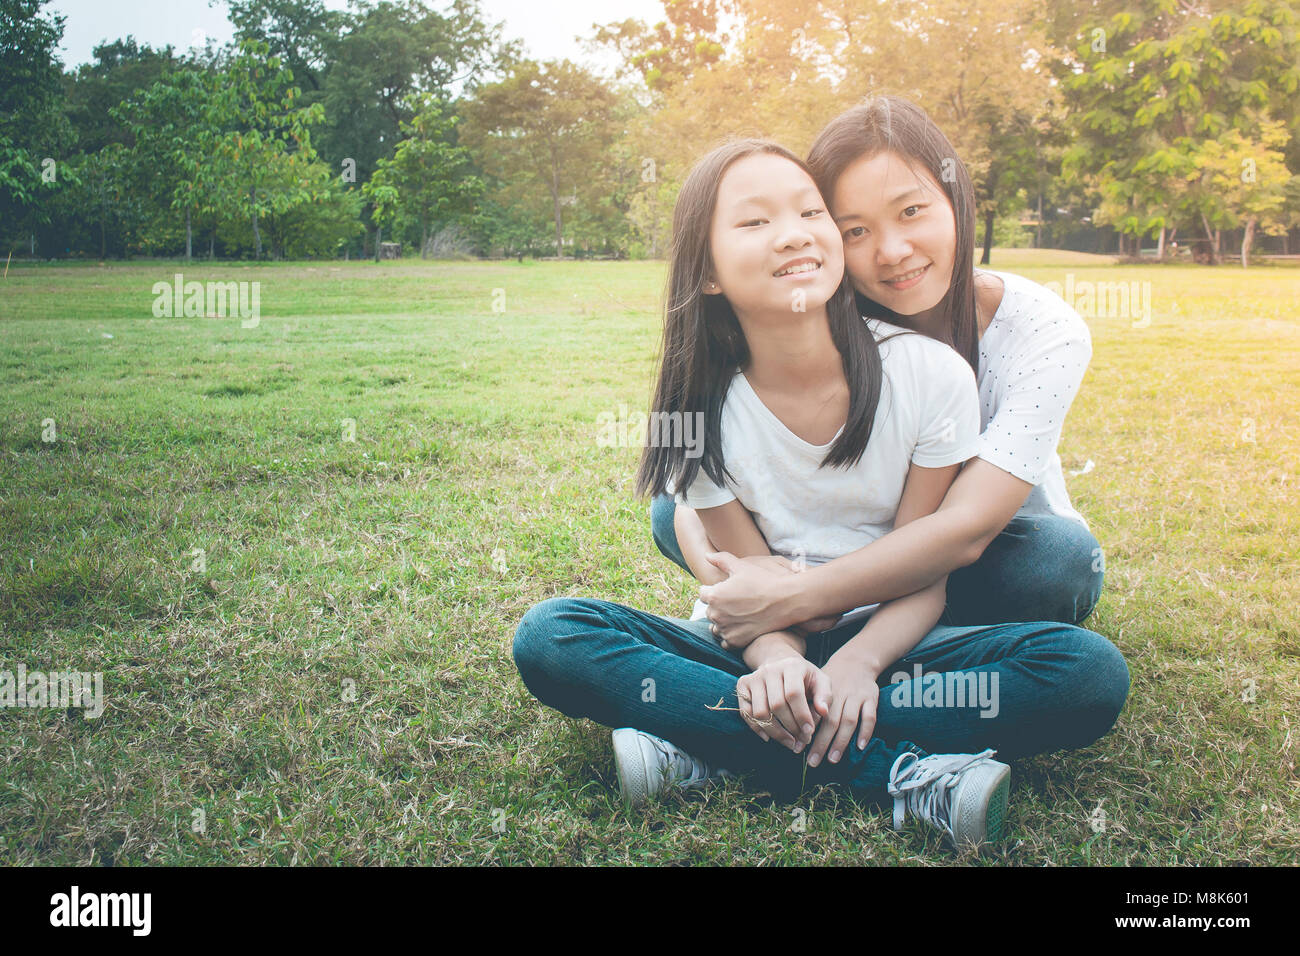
left=886, top=747, right=1010, bottom=850
left=612, top=728, right=734, bottom=807
left=689, top=599, right=709, bottom=621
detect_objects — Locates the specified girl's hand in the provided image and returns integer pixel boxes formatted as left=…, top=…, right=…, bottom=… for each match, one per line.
left=805, top=650, right=881, bottom=768
left=736, top=655, right=831, bottom=752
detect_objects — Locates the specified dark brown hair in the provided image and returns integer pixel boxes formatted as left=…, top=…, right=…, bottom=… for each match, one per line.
left=806, top=95, right=980, bottom=373
left=634, top=139, right=886, bottom=501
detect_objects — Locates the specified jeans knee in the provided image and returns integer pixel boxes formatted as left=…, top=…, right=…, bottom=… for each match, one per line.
left=512, top=597, right=575, bottom=682
left=1071, top=632, right=1130, bottom=744
left=1042, top=526, right=1105, bottom=624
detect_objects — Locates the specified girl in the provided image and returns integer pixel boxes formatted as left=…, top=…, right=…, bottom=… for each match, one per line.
left=654, top=96, right=1106, bottom=647
left=512, top=139, right=1129, bottom=851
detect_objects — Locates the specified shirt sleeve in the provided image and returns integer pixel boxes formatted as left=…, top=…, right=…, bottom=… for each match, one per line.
left=976, top=306, right=1092, bottom=485
left=670, top=464, right=736, bottom=510
left=911, top=343, right=981, bottom=468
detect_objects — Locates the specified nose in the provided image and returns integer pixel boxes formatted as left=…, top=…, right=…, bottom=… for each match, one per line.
left=874, top=227, right=912, bottom=267
left=773, top=213, right=815, bottom=253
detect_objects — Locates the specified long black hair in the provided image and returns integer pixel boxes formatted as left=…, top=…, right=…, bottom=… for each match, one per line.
left=635, top=139, right=887, bottom=501
left=806, top=95, right=981, bottom=374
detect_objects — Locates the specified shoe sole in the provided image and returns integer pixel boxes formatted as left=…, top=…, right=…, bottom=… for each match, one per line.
left=612, top=728, right=655, bottom=807
left=950, top=759, right=1011, bottom=849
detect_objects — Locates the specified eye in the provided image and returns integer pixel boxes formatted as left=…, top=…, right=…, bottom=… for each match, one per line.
left=843, top=226, right=868, bottom=240
left=902, top=205, right=924, bottom=218
left=802, top=207, right=824, bottom=218
left=739, top=218, right=766, bottom=228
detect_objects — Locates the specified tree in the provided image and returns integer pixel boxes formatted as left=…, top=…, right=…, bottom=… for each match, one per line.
left=1055, top=0, right=1300, bottom=262
left=206, top=40, right=326, bottom=259
left=63, top=38, right=179, bottom=153
left=0, top=0, right=73, bottom=252
left=1189, top=120, right=1292, bottom=266
left=225, top=0, right=340, bottom=92
left=362, top=95, right=482, bottom=257
left=114, top=68, right=228, bottom=260
left=463, top=59, right=620, bottom=258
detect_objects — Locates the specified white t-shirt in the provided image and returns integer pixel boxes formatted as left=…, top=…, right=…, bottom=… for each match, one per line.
left=975, top=270, right=1091, bottom=527
left=672, top=318, right=980, bottom=574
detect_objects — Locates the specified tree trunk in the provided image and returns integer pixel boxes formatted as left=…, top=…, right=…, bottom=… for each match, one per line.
left=185, top=207, right=192, bottom=262
left=980, top=207, right=994, bottom=265
left=209, top=228, right=215, bottom=259
left=374, top=226, right=382, bottom=263
left=1199, top=213, right=1219, bottom=265
left=1156, top=225, right=1165, bottom=260
left=552, top=156, right=563, bottom=259
left=251, top=186, right=262, bottom=259
left=1035, top=192, right=1043, bottom=249
left=1241, top=216, right=1256, bottom=268
left=421, top=222, right=429, bottom=259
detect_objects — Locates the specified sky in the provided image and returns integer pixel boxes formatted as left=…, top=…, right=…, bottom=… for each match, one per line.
left=46, top=0, right=667, bottom=71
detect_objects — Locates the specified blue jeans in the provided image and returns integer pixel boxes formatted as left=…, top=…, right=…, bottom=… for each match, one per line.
left=649, top=493, right=1105, bottom=627
left=512, top=598, right=1130, bottom=802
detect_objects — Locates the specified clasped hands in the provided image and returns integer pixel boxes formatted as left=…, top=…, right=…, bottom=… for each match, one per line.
left=736, top=644, right=881, bottom=768
left=702, top=551, right=878, bottom=766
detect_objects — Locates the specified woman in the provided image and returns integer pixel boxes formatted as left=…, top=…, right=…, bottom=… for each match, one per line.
left=652, top=95, right=1105, bottom=647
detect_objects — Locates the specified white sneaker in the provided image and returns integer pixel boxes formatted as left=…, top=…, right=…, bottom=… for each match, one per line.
left=612, top=728, right=734, bottom=806
left=886, top=748, right=1010, bottom=850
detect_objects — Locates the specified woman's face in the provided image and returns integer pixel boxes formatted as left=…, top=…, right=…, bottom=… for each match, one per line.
left=706, top=152, right=844, bottom=317
left=830, top=150, right=956, bottom=317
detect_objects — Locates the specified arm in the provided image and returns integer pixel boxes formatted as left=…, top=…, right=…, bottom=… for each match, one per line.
left=805, top=460, right=971, bottom=766
left=821, top=460, right=961, bottom=673
left=675, top=497, right=770, bottom=585
left=697, top=457, right=1031, bottom=641
left=789, top=458, right=1031, bottom=623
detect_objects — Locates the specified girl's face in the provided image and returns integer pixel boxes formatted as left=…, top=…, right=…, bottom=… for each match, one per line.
left=706, top=153, right=844, bottom=317
left=830, top=150, right=957, bottom=317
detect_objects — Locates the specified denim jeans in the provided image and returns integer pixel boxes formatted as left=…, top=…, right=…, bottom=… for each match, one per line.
left=648, top=493, right=1105, bottom=627
left=512, top=597, right=1130, bottom=803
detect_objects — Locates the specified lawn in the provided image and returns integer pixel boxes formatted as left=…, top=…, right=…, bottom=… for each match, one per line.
left=0, top=250, right=1297, bottom=864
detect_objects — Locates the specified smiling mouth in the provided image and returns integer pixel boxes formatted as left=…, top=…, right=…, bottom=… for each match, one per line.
left=773, top=261, right=821, bottom=277
left=882, top=264, right=929, bottom=285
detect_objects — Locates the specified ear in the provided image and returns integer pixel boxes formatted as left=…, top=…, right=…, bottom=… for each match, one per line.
left=702, top=277, right=721, bottom=295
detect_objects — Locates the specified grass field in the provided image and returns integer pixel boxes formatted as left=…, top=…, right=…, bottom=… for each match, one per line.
left=1, top=250, right=1297, bottom=865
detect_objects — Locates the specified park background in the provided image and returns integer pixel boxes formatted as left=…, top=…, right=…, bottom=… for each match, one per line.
left=0, top=0, right=1297, bottom=864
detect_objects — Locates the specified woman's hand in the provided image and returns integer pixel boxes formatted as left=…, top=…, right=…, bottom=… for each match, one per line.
left=702, top=552, right=841, bottom=647
left=736, top=654, right=831, bottom=753
left=805, top=648, right=882, bottom=768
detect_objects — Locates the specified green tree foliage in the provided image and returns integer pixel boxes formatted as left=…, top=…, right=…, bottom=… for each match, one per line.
left=1055, top=0, right=1300, bottom=261
left=363, top=95, right=482, bottom=257
left=206, top=40, right=327, bottom=259
left=0, top=0, right=74, bottom=249
left=114, top=69, right=226, bottom=259
left=462, top=59, right=622, bottom=258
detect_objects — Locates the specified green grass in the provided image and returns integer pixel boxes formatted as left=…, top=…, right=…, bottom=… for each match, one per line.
left=0, top=250, right=1297, bottom=865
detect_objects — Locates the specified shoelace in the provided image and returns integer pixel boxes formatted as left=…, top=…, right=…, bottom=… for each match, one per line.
left=886, top=748, right=998, bottom=839
left=647, top=734, right=715, bottom=784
